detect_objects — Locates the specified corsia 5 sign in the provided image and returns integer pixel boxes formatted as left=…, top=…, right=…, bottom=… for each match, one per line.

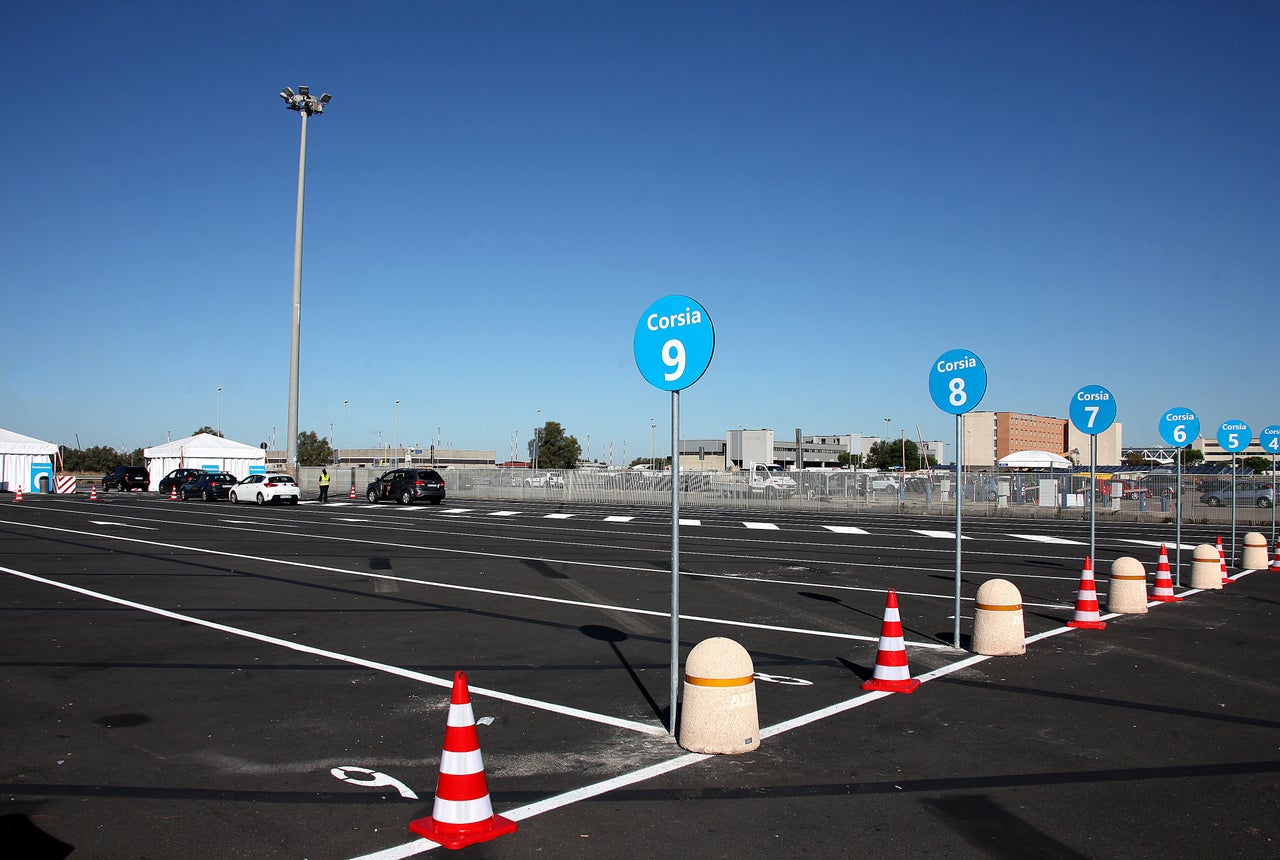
left=634, top=295, right=715, bottom=392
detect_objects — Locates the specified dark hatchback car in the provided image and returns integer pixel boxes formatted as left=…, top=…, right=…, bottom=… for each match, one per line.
left=180, top=472, right=238, bottom=502
left=102, top=466, right=149, bottom=492
left=159, top=468, right=206, bottom=495
left=366, top=468, right=446, bottom=505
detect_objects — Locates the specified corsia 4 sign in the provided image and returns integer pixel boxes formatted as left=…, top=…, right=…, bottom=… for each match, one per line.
left=928, top=349, right=986, bottom=415
left=1069, top=385, right=1116, bottom=435
left=1158, top=407, right=1199, bottom=448
left=634, top=295, right=715, bottom=392
left=1260, top=425, right=1280, bottom=456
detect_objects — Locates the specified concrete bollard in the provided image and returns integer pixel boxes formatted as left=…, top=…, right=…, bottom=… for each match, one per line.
left=1108, top=556, right=1149, bottom=614
left=1242, top=532, right=1269, bottom=570
left=1191, top=544, right=1223, bottom=590
left=972, top=579, right=1025, bottom=656
left=678, top=637, right=759, bottom=755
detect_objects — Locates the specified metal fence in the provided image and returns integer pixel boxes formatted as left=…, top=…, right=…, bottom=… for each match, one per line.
left=284, top=466, right=1276, bottom=525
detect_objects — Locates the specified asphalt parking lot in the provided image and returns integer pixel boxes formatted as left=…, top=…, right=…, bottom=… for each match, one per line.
left=1, top=492, right=1277, bottom=859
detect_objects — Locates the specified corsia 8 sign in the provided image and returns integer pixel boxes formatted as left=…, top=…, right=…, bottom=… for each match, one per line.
left=928, top=349, right=986, bottom=415
left=634, top=295, right=714, bottom=392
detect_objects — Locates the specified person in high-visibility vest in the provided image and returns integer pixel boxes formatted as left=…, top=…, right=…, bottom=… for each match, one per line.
left=318, top=468, right=331, bottom=503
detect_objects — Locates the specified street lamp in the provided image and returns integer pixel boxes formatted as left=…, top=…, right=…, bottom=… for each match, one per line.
left=280, top=84, right=332, bottom=475
left=534, top=408, right=541, bottom=469
left=217, top=386, right=222, bottom=435
left=395, top=400, right=400, bottom=452
left=650, top=417, right=656, bottom=469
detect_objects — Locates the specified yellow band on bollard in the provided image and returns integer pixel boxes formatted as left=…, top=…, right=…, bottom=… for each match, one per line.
left=685, top=674, right=753, bottom=687
left=975, top=603, right=1021, bottom=611
left=1111, top=575, right=1147, bottom=581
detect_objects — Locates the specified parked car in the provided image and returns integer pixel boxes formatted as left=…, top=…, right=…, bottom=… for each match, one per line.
left=366, top=468, right=446, bottom=505
left=159, top=468, right=206, bottom=495
left=102, top=466, right=149, bottom=492
left=180, top=472, right=238, bottom=502
left=1200, top=482, right=1274, bottom=508
left=524, top=472, right=566, bottom=488
left=229, top=473, right=300, bottom=505
left=1119, top=481, right=1151, bottom=500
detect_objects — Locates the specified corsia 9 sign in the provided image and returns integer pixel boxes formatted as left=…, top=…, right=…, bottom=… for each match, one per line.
left=634, top=295, right=715, bottom=392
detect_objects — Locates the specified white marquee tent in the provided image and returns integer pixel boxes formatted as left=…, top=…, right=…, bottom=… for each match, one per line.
left=143, top=433, right=266, bottom=491
left=0, top=427, right=59, bottom=493
left=997, top=449, right=1073, bottom=470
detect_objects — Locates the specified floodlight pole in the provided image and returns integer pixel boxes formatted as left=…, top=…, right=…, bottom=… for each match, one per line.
left=280, top=85, right=331, bottom=474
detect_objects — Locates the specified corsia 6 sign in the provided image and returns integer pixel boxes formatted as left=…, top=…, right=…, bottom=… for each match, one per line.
left=634, top=295, right=715, bottom=392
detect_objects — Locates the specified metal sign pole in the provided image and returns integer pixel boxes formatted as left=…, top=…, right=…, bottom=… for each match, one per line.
left=669, top=389, right=681, bottom=736
left=1272, top=453, right=1277, bottom=552
left=1175, top=447, right=1183, bottom=587
left=1089, top=435, right=1097, bottom=565
left=953, top=413, right=963, bottom=648
left=1231, top=455, right=1237, bottom=566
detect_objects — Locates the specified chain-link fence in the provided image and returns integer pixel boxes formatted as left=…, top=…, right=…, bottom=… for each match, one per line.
left=291, top=466, right=1277, bottom=525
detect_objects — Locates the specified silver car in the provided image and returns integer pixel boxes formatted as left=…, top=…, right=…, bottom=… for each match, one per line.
left=1199, top=481, right=1274, bottom=508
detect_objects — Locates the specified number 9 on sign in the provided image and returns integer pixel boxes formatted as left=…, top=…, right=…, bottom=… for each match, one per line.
left=634, top=295, right=715, bottom=392
left=929, top=349, right=987, bottom=415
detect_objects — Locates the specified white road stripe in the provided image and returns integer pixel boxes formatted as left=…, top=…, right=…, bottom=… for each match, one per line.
left=1119, top=539, right=1200, bottom=550
left=544, top=513, right=574, bottom=519
left=0, top=563, right=665, bottom=737
left=679, top=519, right=702, bottom=526
left=823, top=525, right=869, bottom=535
left=1007, top=534, right=1085, bottom=545
left=744, top=522, right=780, bottom=530
left=488, top=511, right=521, bottom=517
left=912, top=530, right=968, bottom=540
left=88, top=521, right=157, bottom=530
left=440, top=509, right=472, bottom=514
left=604, top=516, right=635, bottom=523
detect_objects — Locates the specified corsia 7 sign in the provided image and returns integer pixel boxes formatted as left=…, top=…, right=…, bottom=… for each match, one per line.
left=634, top=295, right=715, bottom=392
left=928, top=349, right=986, bottom=415
left=1069, top=384, right=1116, bottom=435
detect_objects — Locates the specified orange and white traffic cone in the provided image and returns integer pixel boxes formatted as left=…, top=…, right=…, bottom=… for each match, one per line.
left=1271, top=549, right=1280, bottom=573
left=1216, top=535, right=1230, bottom=585
left=13, top=485, right=23, bottom=502
left=1067, top=557, right=1107, bottom=629
left=349, top=485, right=356, bottom=499
left=409, top=671, right=517, bottom=849
left=1150, top=545, right=1182, bottom=603
left=861, top=589, right=921, bottom=694
left=170, top=486, right=178, bottom=501
left=88, top=484, right=98, bottom=501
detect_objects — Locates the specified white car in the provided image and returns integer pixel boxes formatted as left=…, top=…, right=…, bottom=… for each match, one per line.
left=229, top=473, right=300, bottom=505
left=524, top=472, right=565, bottom=488
left=869, top=477, right=900, bottom=491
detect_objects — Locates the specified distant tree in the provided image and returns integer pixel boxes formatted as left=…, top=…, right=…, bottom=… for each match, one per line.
left=296, top=431, right=334, bottom=466
left=193, top=426, right=224, bottom=438
left=868, top=439, right=928, bottom=471
left=528, top=421, right=581, bottom=469
left=1181, top=448, right=1204, bottom=466
left=1124, top=451, right=1146, bottom=468
left=62, top=445, right=126, bottom=473
left=1241, top=456, right=1270, bottom=473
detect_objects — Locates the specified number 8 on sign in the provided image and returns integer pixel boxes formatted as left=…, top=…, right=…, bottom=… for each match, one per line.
left=929, top=349, right=986, bottom=415
left=634, top=295, right=715, bottom=392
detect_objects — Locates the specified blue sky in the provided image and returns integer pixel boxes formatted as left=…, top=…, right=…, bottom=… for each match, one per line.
left=4, top=1, right=1277, bottom=461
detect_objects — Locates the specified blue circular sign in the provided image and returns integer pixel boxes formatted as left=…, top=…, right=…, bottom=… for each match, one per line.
left=1158, top=407, right=1199, bottom=448
left=1069, top=385, right=1116, bottom=435
left=928, top=349, right=986, bottom=415
left=1216, top=419, right=1252, bottom=453
left=634, top=295, right=714, bottom=391
left=1260, top=425, right=1280, bottom=457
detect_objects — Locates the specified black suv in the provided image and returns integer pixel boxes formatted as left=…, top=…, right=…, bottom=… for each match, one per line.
left=366, top=469, right=446, bottom=505
left=102, top=466, right=149, bottom=492
left=159, top=468, right=205, bottom=495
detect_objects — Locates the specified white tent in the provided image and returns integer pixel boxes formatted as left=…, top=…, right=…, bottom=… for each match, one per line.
left=0, top=427, right=59, bottom=493
left=997, top=449, right=1073, bottom=470
left=143, top=433, right=267, bottom=491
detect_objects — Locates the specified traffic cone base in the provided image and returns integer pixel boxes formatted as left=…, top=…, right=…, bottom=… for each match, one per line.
left=409, top=671, right=517, bottom=849
left=861, top=589, right=920, bottom=694
left=349, top=485, right=356, bottom=499
left=88, top=484, right=98, bottom=501
left=14, top=485, right=23, bottom=502
left=1066, top=557, right=1106, bottom=630
left=1216, top=536, right=1230, bottom=585
left=1270, top=551, right=1280, bottom=573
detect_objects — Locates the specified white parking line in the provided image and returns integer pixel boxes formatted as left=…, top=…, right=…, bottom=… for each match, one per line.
left=743, top=522, right=780, bottom=530
left=822, top=525, right=869, bottom=535
left=604, top=516, right=635, bottom=523
left=0, top=563, right=666, bottom=737
left=679, top=519, right=702, bottom=526
left=440, top=509, right=472, bottom=514
left=912, top=530, right=969, bottom=540
left=1007, top=534, right=1085, bottom=545
left=488, top=511, right=521, bottom=517
left=544, top=513, right=574, bottom=519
